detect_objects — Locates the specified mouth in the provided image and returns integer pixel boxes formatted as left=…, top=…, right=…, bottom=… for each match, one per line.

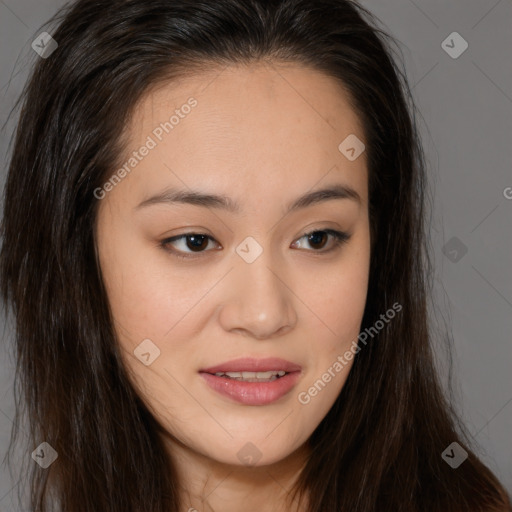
left=198, top=357, right=302, bottom=405
left=208, top=370, right=288, bottom=382
left=199, top=356, right=302, bottom=375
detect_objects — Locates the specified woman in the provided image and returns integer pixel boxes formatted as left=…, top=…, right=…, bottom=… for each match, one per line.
left=1, top=0, right=510, bottom=510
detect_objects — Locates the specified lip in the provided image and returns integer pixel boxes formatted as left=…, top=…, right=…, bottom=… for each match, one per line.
left=199, top=357, right=303, bottom=406
left=199, top=357, right=302, bottom=374
left=199, top=371, right=302, bottom=406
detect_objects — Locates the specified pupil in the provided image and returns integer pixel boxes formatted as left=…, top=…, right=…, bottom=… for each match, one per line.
left=309, top=231, right=327, bottom=249
left=187, top=235, right=208, bottom=252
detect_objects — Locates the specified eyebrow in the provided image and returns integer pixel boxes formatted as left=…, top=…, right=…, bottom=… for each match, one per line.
left=135, top=183, right=361, bottom=214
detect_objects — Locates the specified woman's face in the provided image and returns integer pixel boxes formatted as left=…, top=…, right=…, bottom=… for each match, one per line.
left=96, top=62, right=370, bottom=468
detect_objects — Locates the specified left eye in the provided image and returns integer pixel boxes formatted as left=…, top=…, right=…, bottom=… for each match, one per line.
left=292, top=229, right=350, bottom=252
left=161, top=229, right=350, bottom=259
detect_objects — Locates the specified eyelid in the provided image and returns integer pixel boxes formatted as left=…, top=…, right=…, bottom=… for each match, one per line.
left=161, top=232, right=220, bottom=260
left=161, top=228, right=350, bottom=260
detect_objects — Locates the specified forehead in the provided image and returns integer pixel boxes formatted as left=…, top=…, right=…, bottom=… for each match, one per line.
left=118, top=62, right=368, bottom=209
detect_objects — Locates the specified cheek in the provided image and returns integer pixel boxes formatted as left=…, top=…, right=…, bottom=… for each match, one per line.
left=328, top=272, right=368, bottom=349
left=97, top=226, right=199, bottom=344
left=308, top=252, right=370, bottom=355
left=294, top=262, right=368, bottom=416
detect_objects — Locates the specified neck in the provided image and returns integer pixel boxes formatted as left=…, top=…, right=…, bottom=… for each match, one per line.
left=162, top=434, right=311, bottom=512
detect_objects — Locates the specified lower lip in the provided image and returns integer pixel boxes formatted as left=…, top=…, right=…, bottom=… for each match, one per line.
left=199, top=371, right=301, bottom=405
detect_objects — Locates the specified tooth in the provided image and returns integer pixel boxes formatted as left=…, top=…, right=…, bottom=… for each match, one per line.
left=242, top=376, right=279, bottom=382
left=257, top=371, right=277, bottom=379
left=242, top=371, right=281, bottom=379
left=215, top=370, right=288, bottom=380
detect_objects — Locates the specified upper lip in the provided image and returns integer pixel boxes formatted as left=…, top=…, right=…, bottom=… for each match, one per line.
left=200, top=357, right=302, bottom=374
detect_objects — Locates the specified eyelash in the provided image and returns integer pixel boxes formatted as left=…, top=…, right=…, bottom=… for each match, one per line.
left=160, top=229, right=350, bottom=261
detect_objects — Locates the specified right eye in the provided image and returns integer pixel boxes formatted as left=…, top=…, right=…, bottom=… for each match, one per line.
left=161, top=233, right=221, bottom=260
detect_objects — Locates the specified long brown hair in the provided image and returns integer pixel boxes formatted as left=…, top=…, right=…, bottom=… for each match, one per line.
left=1, top=0, right=510, bottom=510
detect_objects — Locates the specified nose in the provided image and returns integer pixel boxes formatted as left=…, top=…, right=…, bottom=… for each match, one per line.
left=218, top=252, right=298, bottom=340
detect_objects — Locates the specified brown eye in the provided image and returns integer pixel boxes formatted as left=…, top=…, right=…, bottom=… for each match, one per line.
left=292, top=229, right=350, bottom=253
left=161, top=229, right=350, bottom=261
left=306, top=231, right=329, bottom=250
left=161, top=233, right=219, bottom=258
left=181, top=234, right=209, bottom=252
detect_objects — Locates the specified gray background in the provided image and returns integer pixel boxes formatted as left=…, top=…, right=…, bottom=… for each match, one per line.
left=0, top=0, right=511, bottom=509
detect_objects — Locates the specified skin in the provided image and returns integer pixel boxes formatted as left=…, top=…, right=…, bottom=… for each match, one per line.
left=96, top=61, right=371, bottom=512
